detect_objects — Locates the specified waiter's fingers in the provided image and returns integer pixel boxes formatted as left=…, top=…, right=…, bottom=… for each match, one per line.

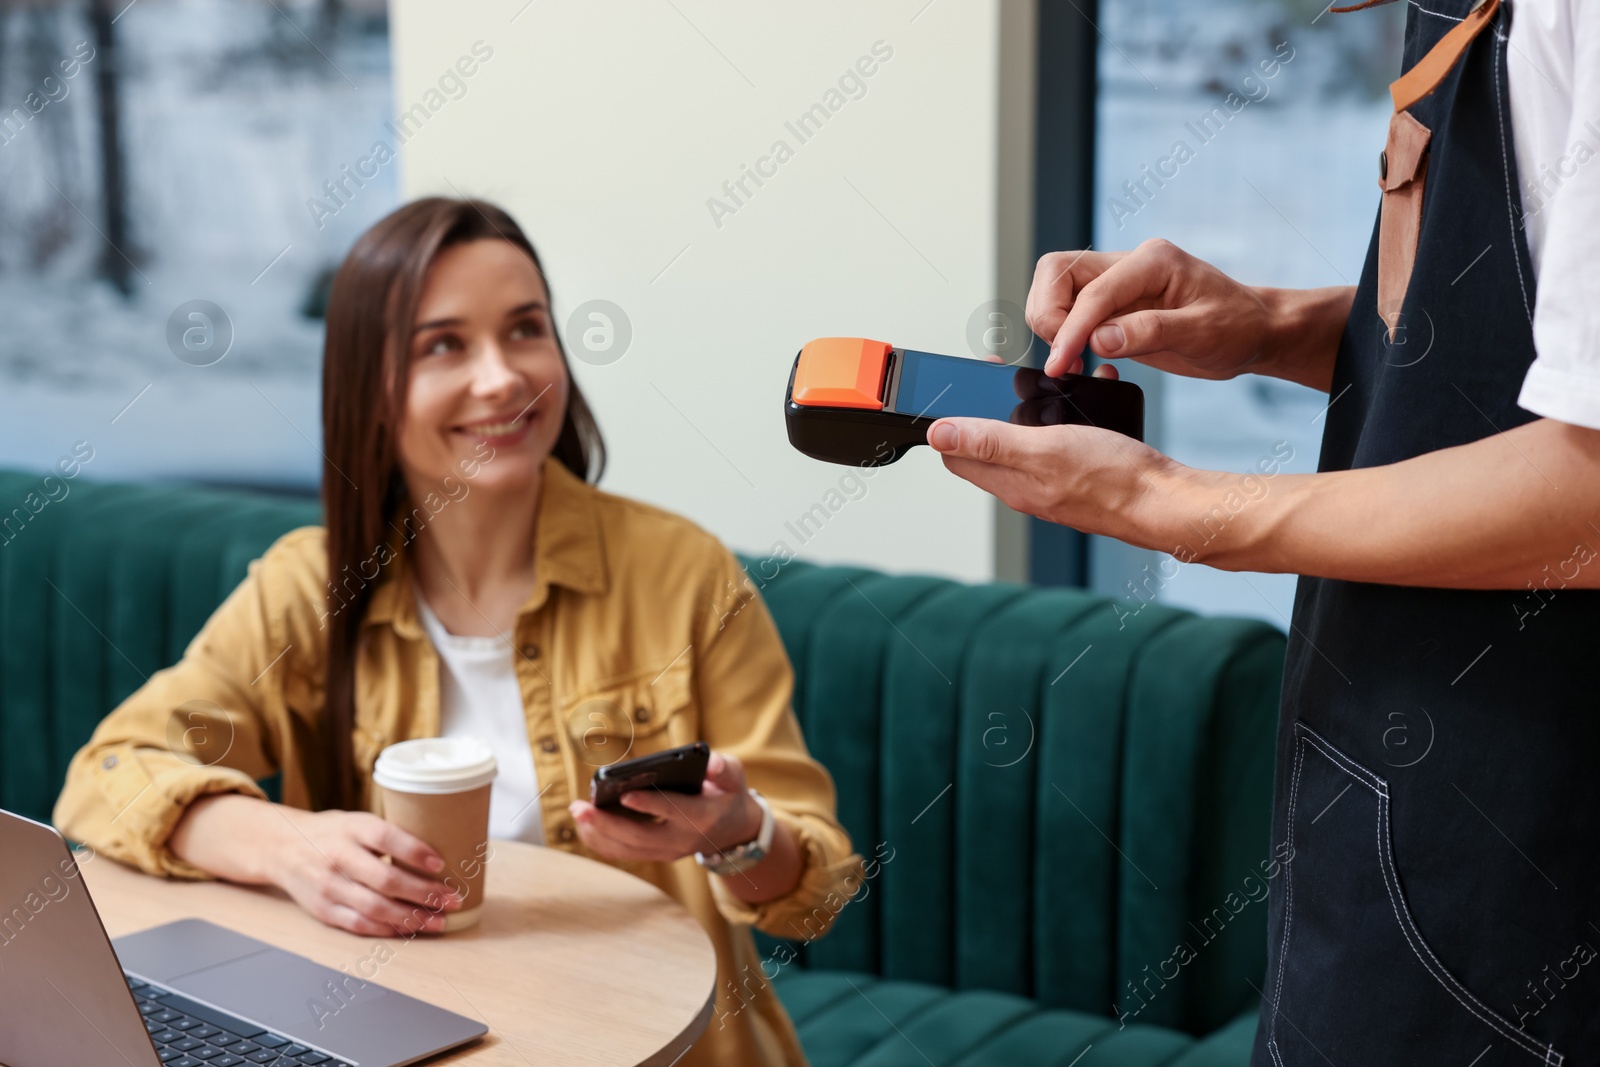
left=1045, top=241, right=1177, bottom=375
left=927, top=418, right=1040, bottom=468
left=1089, top=307, right=1205, bottom=363
left=1025, top=250, right=1122, bottom=355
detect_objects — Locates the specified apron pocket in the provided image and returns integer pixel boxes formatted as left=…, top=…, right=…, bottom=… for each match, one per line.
left=1376, top=110, right=1431, bottom=341
left=1267, top=722, right=1563, bottom=1066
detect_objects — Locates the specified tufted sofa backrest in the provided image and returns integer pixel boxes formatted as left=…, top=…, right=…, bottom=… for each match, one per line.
left=753, top=560, right=1284, bottom=1036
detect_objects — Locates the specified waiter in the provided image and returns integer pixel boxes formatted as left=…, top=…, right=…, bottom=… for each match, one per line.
left=929, top=0, right=1599, bottom=1061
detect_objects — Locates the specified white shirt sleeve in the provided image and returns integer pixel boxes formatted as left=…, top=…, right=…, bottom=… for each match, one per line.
left=1511, top=0, right=1600, bottom=430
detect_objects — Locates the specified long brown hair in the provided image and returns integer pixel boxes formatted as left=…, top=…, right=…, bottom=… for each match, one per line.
left=317, top=197, right=605, bottom=810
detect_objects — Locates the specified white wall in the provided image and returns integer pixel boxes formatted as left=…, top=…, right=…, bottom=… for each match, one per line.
left=389, top=0, right=1035, bottom=583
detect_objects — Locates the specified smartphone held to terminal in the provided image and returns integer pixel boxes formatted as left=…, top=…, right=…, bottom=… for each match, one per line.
left=783, top=337, right=1144, bottom=466
left=590, top=742, right=710, bottom=822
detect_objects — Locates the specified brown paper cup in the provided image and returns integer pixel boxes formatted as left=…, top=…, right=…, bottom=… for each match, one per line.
left=372, top=738, right=497, bottom=932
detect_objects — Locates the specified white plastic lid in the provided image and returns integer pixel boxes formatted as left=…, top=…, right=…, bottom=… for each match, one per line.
left=372, top=737, right=497, bottom=794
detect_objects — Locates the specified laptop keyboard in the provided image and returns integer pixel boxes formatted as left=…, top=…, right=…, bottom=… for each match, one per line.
left=126, top=973, right=355, bottom=1067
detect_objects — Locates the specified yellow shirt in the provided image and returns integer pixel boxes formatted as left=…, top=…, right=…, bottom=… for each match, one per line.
left=54, top=456, right=864, bottom=1067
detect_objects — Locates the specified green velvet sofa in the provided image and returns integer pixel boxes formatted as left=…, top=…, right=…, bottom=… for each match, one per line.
left=0, top=470, right=1284, bottom=1065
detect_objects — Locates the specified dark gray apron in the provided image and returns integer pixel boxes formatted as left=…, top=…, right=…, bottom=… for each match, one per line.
left=1255, top=1, right=1600, bottom=1063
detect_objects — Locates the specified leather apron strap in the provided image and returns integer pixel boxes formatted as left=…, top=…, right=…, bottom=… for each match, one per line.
left=1387, top=0, right=1501, bottom=111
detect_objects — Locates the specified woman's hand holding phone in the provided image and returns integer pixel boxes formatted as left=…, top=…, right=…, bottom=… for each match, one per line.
left=568, top=750, right=763, bottom=864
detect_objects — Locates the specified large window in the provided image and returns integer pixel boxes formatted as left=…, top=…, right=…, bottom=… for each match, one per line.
left=1091, top=0, right=1404, bottom=624
left=0, top=0, right=395, bottom=489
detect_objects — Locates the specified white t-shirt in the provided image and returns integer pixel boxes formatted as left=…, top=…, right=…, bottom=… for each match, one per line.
left=1507, top=0, right=1600, bottom=429
left=415, top=587, right=546, bottom=845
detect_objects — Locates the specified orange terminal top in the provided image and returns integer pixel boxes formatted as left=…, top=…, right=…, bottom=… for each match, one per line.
left=791, top=337, right=892, bottom=410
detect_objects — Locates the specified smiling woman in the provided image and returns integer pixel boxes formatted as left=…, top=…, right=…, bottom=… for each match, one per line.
left=54, top=198, right=864, bottom=1067
left=317, top=200, right=607, bottom=810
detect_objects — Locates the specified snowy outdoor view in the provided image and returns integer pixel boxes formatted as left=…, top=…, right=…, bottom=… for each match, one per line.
left=0, top=0, right=397, bottom=490
left=1093, top=0, right=1405, bottom=623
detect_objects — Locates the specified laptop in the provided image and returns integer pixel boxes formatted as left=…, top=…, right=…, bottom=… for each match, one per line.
left=0, top=808, right=488, bottom=1066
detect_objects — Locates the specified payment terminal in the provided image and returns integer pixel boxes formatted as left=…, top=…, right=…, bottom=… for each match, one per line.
left=783, top=337, right=1144, bottom=466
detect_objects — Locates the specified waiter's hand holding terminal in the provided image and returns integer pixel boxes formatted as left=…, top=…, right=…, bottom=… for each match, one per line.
left=922, top=241, right=1355, bottom=548
left=783, top=336, right=1144, bottom=467
left=919, top=232, right=1600, bottom=593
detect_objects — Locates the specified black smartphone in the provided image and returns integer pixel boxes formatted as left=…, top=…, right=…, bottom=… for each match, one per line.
left=784, top=338, right=1144, bottom=466
left=590, top=742, right=710, bottom=822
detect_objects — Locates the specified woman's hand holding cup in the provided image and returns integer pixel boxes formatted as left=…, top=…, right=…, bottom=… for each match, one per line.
left=268, top=806, right=464, bottom=938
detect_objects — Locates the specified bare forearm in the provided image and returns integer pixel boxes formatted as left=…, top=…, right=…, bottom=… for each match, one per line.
left=1167, top=419, right=1600, bottom=588
left=1249, top=285, right=1355, bottom=393
left=168, top=793, right=287, bottom=885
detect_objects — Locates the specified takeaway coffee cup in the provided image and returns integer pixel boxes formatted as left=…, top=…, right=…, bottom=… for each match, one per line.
left=372, top=737, right=497, bottom=932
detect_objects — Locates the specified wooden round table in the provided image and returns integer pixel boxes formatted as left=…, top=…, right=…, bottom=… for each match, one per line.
left=83, top=839, right=718, bottom=1066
